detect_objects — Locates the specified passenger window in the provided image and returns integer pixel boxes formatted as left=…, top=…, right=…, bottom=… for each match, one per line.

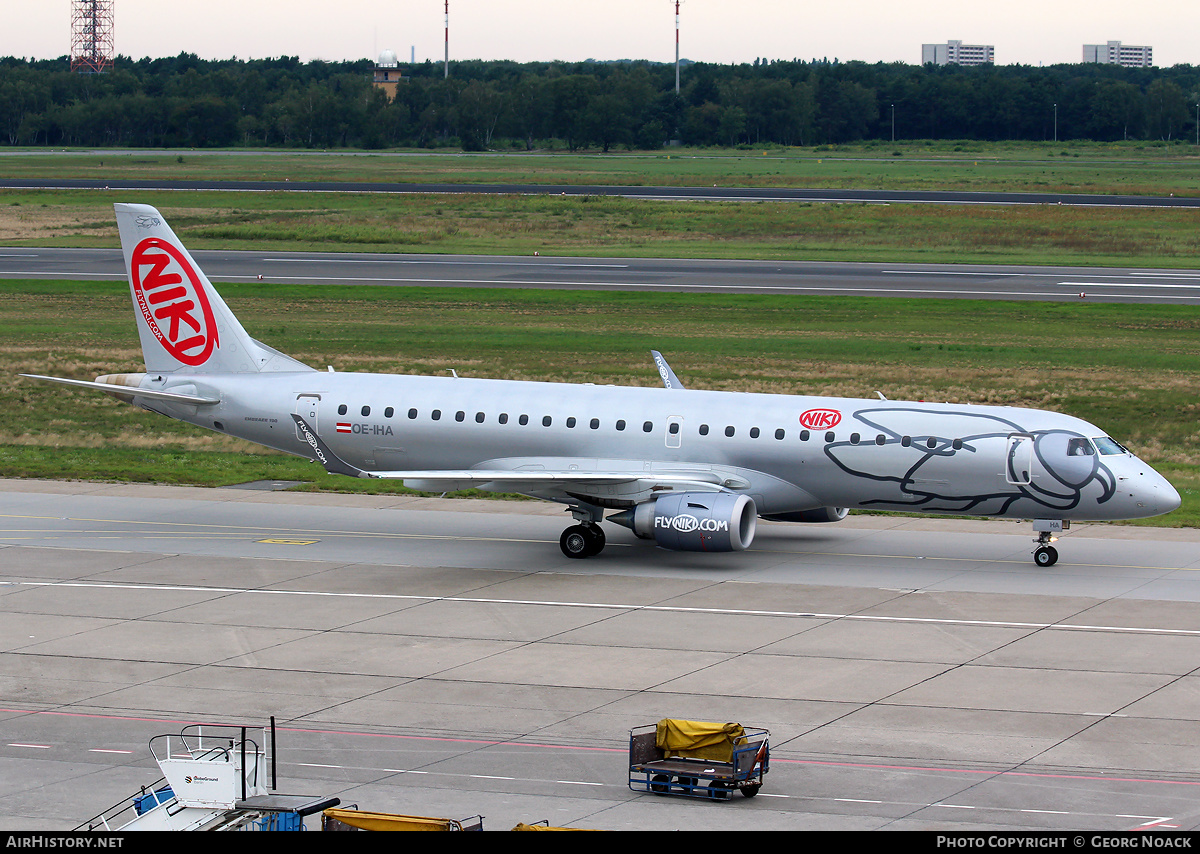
left=590, top=418, right=599, bottom=429
left=455, top=411, right=465, bottom=422
left=850, top=433, right=860, bottom=445
left=750, top=427, right=760, bottom=439
left=775, top=429, right=785, bottom=440
left=499, top=413, right=509, bottom=425
left=725, top=426, right=735, bottom=437
left=475, top=412, right=485, bottom=423
left=408, top=408, right=418, bottom=419
left=927, top=437, right=937, bottom=449
left=901, top=436, right=911, bottom=447
left=699, top=424, right=710, bottom=435
left=875, top=434, right=886, bottom=445
left=519, top=414, right=529, bottom=425
left=799, top=430, right=810, bottom=441
left=566, top=417, right=576, bottom=428
left=431, top=409, right=441, bottom=420
left=543, top=416, right=552, bottom=427
left=643, top=421, right=653, bottom=433
left=669, top=422, right=680, bottom=435
left=338, top=404, right=347, bottom=415
left=384, top=407, right=394, bottom=418
left=361, top=406, right=370, bottom=417
left=616, top=420, right=626, bottom=431
left=825, top=431, right=835, bottom=443
left=952, top=438, right=963, bottom=450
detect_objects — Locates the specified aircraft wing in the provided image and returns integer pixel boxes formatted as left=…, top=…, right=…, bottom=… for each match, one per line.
left=291, top=414, right=733, bottom=495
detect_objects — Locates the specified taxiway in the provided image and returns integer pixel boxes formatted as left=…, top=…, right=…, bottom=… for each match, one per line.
left=2, top=479, right=1200, bottom=831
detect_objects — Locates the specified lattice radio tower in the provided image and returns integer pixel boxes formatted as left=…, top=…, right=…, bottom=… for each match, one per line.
left=71, top=0, right=115, bottom=73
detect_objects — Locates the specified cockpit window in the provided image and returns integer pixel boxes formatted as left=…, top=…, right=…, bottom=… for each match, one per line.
left=1066, top=437, right=1095, bottom=457
left=1092, top=436, right=1128, bottom=456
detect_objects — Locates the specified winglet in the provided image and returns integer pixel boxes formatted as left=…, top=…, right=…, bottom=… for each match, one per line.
left=651, top=351, right=685, bottom=390
left=291, top=414, right=372, bottom=478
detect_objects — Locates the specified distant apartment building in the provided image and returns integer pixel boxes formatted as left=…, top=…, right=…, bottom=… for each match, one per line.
left=922, top=40, right=994, bottom=66
left=1082, top=41, right=1153, bottom=67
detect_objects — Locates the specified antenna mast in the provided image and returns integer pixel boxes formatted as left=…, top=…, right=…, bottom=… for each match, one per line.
left=673, top=0, right=684, bottom=94
left=70, top=0, right=115, bottom=74
left=444, top=0, right=450, bottom=78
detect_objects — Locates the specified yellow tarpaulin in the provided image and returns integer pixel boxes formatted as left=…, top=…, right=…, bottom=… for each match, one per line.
left=322, top=808, right=460, bottom=831
left=655, top=719, right=747, bottom=763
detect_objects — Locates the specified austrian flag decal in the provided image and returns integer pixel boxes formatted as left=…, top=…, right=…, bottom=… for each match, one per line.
left=131, top=237, right=218, bottom=366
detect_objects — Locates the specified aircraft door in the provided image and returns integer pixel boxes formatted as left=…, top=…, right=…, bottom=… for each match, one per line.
left=665, top=415, right=683, bottom=449
left=295, top=394, right=320, bottom=441
left=1005, top=433, right=1033, bottom=485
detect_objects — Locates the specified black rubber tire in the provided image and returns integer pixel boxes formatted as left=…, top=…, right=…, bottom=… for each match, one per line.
left=560, top=526, right=591, bottom=559
left=585, top=524, right=606, bottom=556
left=1034, top=545, right=1059, bottom=567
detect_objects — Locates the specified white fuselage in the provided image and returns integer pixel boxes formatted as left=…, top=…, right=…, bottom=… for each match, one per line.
left=151, top=370, right=1178, bottom=523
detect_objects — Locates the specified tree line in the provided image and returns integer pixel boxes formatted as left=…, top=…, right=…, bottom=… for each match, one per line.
left=2, top=53, right=1199, bottom=150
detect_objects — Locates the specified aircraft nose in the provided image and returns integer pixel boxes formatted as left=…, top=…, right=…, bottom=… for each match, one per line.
left=1159, top=477, right=1182, bottom=515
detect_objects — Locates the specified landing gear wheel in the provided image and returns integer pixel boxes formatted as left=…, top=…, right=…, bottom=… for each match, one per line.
left=560, top=525, right=591, bottom=559
left=586, top=524, right=605, bottom=556
left=560, top=523, right=605, bottom=559
left=1034, top=545, right=1059, bottom=567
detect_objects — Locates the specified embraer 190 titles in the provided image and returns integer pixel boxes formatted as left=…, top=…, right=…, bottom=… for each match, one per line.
left=21, top=204, right=1181, bottom=566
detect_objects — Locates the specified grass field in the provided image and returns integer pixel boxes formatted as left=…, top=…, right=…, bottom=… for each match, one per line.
left=3, top=140, right=1200, bottom=195
left=2, top=188, right=1200, bottom=268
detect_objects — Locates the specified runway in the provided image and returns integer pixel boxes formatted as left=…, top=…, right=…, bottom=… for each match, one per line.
left=5, top=247, right=1200, bottom=304
left=3, top=479, right=1200, bottom=831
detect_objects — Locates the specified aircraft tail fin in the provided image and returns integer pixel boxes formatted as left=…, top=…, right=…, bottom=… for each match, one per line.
left=114, top=203, right=312, bottom=375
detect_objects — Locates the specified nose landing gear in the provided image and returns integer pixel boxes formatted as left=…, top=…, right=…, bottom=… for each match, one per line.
left=1033, top=538, right=1058, bottom=567
left=1031, top=519, right=1068, bottom=567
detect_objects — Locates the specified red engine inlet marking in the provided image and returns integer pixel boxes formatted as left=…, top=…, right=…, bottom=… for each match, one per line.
left=799, top=408, right=842, bottom=430
left=131, top=237, right=218, bottom=366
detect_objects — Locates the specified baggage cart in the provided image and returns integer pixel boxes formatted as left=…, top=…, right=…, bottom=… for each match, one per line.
left=627, top=719, right=769, bottom=800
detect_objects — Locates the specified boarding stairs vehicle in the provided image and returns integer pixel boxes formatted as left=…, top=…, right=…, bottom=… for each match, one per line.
left=75, top=720, right=338, bottom=831
left=628, top=719, right=770, bottom=800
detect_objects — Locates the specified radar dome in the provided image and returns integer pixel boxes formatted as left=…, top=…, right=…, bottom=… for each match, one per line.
left=378, top=49, right=398, bottom=67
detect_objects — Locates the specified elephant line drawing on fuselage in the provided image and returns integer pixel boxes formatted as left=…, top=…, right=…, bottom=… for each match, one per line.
left=822, top=407, right=1119, bottom=517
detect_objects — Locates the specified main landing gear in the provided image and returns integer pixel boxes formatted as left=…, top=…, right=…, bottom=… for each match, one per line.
left=560, top=523, right=606, bottom=559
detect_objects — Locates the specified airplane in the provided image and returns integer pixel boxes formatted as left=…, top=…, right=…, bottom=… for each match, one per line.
left=21, top=203, right=1181, bottom=566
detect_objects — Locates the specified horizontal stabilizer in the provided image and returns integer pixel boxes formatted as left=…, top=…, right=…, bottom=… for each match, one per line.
left=20, top=374, right=220, bottom=405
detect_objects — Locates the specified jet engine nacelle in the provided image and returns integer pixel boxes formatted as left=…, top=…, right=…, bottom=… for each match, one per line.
left=760, top=507, right=848, bottom=524
left=610, top=492, right=757, bottom=552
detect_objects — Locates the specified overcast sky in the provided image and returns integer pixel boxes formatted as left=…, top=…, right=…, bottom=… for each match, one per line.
left=7, top=1, right=1199, bottom=68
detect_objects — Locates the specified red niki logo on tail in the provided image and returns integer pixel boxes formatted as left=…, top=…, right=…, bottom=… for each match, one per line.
left=130, top=237, right=219, bottom=366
